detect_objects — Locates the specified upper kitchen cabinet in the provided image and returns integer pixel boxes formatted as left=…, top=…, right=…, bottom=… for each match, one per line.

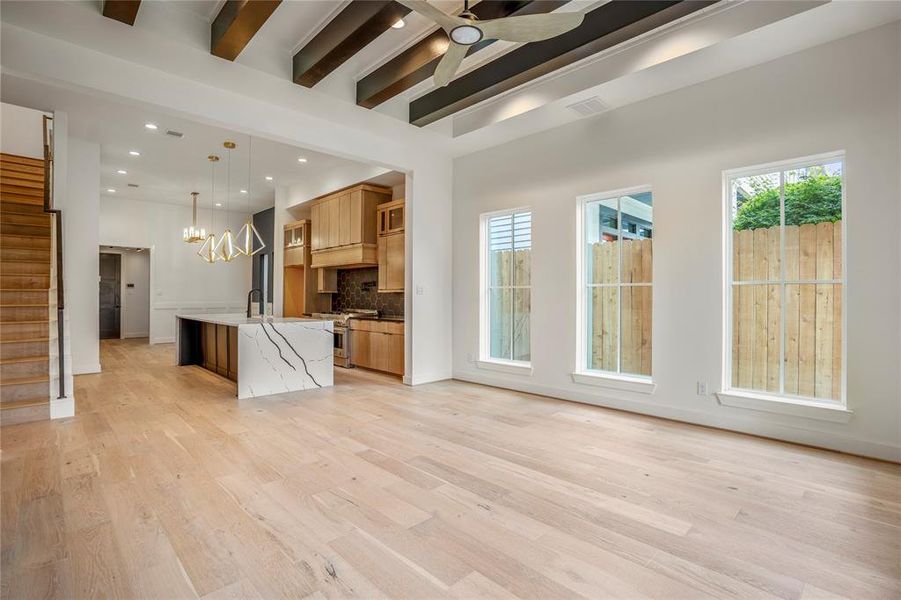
left=310, top=184, right=391, bottom=269
left=377, top=199, right=405, bottom=293
left=283, top=219, right=307, bottom=267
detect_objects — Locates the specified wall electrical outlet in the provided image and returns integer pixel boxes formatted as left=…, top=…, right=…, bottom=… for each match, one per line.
left=467, top=353, right=474, bottom=363
left=697, top=381, right=708, bottom=395
left=415, top=285, right=424, bottom=295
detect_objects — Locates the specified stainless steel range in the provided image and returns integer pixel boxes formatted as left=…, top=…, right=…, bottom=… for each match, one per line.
left=311, top=308, right=378, bottom=368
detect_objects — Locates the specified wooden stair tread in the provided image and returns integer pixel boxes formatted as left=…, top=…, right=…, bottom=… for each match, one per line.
left=0, top=303, right=50, bottom=307
left=0, top=319, right=50, bottom=324
left=0, top=337, right=50, bottom=344
left=0, top=398, right=50, bottom=410
left=0, top=374, right=49, bottom=385
left=0, top=355, right=49, bottom=364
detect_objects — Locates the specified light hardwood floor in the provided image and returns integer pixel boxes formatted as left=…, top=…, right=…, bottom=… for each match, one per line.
left=1, top=339, right=899, bottom=599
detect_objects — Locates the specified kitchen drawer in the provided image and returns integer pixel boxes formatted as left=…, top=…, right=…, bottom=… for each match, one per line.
left=350, top=320, right=403, bottom=334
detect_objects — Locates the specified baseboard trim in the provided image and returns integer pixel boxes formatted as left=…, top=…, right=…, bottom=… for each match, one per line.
left=452, top=369, right=901, bottom=463
left=123, top=332, right=149, bottom=339
left=73, top=363, right=101, bottom=375
left=150, top=336, right=175, bottom=345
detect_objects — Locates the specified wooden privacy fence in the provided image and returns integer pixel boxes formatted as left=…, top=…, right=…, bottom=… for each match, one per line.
left=489, top=249, right=531, bottom=361
left=588, top=239, right=652, bottom=376
left=732, top=220, right=842, bottom=400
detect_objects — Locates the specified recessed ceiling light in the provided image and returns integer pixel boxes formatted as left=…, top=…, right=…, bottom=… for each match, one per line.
left=116, top=170, right=127, bottom=175
left=297, top=157, right=307, bottom=163
left=392, top=18, right=405, bottom=29
left=265, top=176, right=273, bottom=181
left=240, top=189, right=248, bottom=194
left=144, top=123, right=158, bottom=130
left=107, top=188, right=116, bottom=193
left=129, top=150, right=141, bottom=156
left=215, top=202, right=222, bottom=207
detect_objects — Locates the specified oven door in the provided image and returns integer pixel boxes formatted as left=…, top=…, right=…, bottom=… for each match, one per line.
left=333, top=326, right=351, bottom=367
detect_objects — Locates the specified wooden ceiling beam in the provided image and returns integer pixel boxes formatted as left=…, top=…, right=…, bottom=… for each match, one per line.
left=102, top=0, right=141, bottom=26
left=293, top=1, right=412, bottom=88
left=409, top=0, right=717, bottom=127
left=357, top=1, right=569, bottom=110
left=211, top=1, right=283, bottom=61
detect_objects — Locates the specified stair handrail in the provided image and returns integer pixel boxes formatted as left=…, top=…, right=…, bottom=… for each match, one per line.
left=42, top=115, right=65, bottom=399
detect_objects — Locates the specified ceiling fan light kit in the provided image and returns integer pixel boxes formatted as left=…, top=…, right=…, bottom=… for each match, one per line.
left=399, top=0, right=585, bottom=87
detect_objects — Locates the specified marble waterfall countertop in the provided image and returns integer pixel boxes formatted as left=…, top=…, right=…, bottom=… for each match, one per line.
left=176, top=313, right=334, bottom=399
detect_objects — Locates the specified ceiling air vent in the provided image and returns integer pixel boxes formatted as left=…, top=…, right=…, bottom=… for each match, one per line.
left=127, top=183, right=139, bottom=188
left=165, top=129, right=184, bottom=139
left=566, top=96, right=608, bottom=118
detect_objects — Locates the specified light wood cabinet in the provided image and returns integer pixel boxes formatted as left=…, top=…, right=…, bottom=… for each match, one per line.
left=377, top=199, right=405, bottom=293
left=317, top=268, right=337, bottom=293
left=350, top=320, right=404, bottom=376
left=200, top=323, right=238, bottom=382
left=310, top=184, right=390, bottom=268
left=283, top=219, right=330, bottom=316
left=378, top=199, right=405, bottom=236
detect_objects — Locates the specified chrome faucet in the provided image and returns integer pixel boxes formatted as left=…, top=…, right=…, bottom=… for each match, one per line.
left=247, top=288, right=263, bottom=318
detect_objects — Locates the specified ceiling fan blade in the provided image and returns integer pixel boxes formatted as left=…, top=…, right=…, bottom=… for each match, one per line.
left=396, top=0, right=464, bottom=32
left=478, top=12, right=584, bottom=43
left=434, top=41, right=468, bottom=87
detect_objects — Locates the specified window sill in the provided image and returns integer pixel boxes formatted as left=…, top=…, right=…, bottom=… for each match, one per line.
left=476, top=359, right=533, bottom=376
left=571, top=371, right=657, bottom=395
left=716, top=390, right=852, bottom=423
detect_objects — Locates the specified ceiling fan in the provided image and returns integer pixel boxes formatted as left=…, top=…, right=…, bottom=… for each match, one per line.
left=399, top=0, right=585, bottom=87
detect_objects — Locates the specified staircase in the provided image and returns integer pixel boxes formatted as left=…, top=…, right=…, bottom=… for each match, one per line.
left=0, top=153, right=52, bottom=425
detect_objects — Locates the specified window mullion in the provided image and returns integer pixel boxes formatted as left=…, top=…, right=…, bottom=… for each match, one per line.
left=779, top=171, right=786, bottom=396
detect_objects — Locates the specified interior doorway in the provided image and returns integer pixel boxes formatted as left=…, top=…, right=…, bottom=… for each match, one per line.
left=99, top=252, right=121, bottom=339
left=99, top=246, right=151, bottom=341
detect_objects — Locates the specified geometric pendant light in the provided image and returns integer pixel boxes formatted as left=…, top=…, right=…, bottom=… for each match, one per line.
left=215, top=141, right=239, bottom=262
left=198, top=155, right=219, bottom=263
left=235, top=136, right=266, bottom=256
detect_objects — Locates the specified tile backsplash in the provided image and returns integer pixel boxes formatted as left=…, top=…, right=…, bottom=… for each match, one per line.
left=333, top=267, right=404, bottom=317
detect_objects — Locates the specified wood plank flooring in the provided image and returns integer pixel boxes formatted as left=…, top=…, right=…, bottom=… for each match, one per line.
left=1, top=338, right=899, bottom=599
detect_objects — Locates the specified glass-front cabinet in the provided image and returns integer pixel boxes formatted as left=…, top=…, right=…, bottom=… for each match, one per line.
left=283, top=220, right=308, bottom=267
left=378, top=199, right=405, bottom=236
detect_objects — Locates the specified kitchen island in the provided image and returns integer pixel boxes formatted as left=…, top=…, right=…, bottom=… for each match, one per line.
left=176, top=314, right=333, bottom=399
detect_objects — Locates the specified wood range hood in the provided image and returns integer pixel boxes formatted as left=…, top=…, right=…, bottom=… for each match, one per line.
left=309, top=183, right=391, bottom=269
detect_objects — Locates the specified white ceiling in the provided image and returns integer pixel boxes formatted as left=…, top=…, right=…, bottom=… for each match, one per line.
left=0, top=73, right=376, bottom=211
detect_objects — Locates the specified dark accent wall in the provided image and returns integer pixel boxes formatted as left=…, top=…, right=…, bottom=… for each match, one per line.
left=333, top=267, right=404, bottom=317
left=251, top=207, right=274, bottom=300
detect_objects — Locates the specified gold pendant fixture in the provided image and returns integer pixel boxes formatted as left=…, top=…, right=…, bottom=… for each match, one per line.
left=214, top=228, right=240, bottom=262
left=197, top=154, right=219, bottom=263
left=183, top=192, right=206, bottom=243
left=236, top=136, right=266, bottom=257
left=198, top=233, right=217, bottom=263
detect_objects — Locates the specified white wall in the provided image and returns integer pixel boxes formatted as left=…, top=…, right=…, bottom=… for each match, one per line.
left=63, top=138, right=101, bottom=374
left=453, top=23, right=901, bottom=461
left=99, top=197, right=252, bottom=343
left=0, top=101, right=46, bottom=158
left=121, top=250, right=150, bottom=338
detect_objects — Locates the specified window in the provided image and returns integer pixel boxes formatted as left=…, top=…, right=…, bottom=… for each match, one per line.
left=480, top=209, right=531, bottom=365
left=725, top=153, right=844, bottom=404
left=578, top=188, right=653, bottom=379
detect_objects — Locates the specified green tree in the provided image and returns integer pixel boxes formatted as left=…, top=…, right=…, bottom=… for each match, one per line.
left=733, top=173, right=842, bottom=231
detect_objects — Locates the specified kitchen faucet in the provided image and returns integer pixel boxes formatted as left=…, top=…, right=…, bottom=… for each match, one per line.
left=247, top=288, right=264, bottom=318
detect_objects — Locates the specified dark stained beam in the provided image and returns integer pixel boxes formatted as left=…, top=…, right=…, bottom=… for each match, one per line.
left=410, top=0, right=717, bottom=127
left=293, top=1, right=411, bottom=88
left=358, top=1, right=569, bottom=109
left=102, top=0, right=141, bottom=26
left=211, top=1, right=282, bottom=61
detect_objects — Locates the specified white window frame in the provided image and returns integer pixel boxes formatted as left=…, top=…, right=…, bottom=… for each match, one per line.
left=478, top=207, right=532, bottom=373
left=720, top=150, right=848, bottom=412
left=574, top=185, right=655, bottom=393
